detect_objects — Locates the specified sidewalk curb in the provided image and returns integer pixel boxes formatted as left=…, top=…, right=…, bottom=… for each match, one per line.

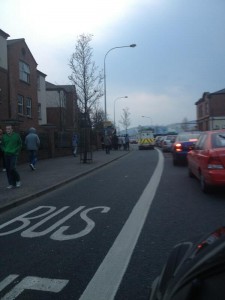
left=0, top=151, right=130, bottom=213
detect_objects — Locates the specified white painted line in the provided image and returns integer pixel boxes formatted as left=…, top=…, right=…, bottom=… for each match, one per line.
left=0, top=275, right=19, bottom=291
left=1, top=276, right=69, bottom=300
left=79, top=149, right=164, bottom=300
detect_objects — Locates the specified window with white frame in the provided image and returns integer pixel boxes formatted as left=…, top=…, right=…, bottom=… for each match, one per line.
left=17, top=95, right=24, bottom=114
left=26, top=98, right=32, bottom=117
left=19, top=61, right=30, bottom=83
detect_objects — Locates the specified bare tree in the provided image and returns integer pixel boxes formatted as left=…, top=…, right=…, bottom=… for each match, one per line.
left=68, top=34, right=103, bottom=115
left=68, top=34, right=103, bottom=162
left=91, top=103, right=105, bottom=131
left=119, top=107, right=131, bottom=134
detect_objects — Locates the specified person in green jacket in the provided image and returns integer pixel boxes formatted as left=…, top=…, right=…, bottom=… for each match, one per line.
left=2, top=125, right=22, bottom=189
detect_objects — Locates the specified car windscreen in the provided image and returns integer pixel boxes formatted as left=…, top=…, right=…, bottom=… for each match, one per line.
left=212, top=133, right=225, bottom=148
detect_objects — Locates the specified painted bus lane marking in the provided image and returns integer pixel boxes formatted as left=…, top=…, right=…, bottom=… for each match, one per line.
left=0, top=205, right=110, bottom=240
left=0, top=275, right=69, bottom=299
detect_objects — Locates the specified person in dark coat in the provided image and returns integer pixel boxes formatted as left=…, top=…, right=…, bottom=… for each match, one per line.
left=104, top=134, right=111, bottom=154
left=25, top=127, right=40, bottom=170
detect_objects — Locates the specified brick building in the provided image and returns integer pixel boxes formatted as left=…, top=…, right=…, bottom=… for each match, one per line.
left=0, top=30, right=10, bottom=122
left=7, top=38, right=39, bottom=131
left=45, top=82, right=78, bottom=132
left=0, top=28, right=78, bottom=135
left=195, top=89, right=225, bottom=131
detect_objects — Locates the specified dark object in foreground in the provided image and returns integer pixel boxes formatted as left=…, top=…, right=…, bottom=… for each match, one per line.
left=150, top=227, right=225, bottom=300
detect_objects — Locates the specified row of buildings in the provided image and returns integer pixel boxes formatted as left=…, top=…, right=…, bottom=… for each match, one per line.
left=1, top=27, right=225, bottom=147
left=0, top=29, right=79, bottom=138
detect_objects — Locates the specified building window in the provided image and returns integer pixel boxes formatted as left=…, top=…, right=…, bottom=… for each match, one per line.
left=38, top=103, right=42, bottom=119
left=19, top=61, right=30, bottom=83
left=26, top=98, right=32, bottom=117
left=17, top=95, right=24, bottom=114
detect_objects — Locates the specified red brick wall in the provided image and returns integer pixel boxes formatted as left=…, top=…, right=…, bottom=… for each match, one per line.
left=65, top=91, right=75, bottom=130
left=0, top=67, right=9, bottom=121
left=210, top=94, right=225, bottom=116
left=47, top=107, right=61, bottom=129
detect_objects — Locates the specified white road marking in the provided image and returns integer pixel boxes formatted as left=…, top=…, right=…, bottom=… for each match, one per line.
left=0, top=206, right=110, bottom=240
left=79, top=149, right=164, bottom=300
left=0, top=206, right=60, bottom=236
left=51, top=206, right=110, bottom=241
left=1, top=276, right=69, bottom=300
left=21, top=206, right=84, bottom=238
left=0, top=275, right=19, bottom=291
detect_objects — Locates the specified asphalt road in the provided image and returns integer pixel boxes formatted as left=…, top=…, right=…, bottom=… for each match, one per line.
left=0, top=148, right=224, bottom=300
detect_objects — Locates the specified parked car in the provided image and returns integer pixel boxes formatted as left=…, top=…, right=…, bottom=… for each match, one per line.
left=155, top=136, right=165, bottom=147
left=129, top=138, right=138, bottom=144
left=172, top=131, right=201, bottom=165
left=187, top=130, right=225, bottom=192
left=161, top=135, right=177, bottom=152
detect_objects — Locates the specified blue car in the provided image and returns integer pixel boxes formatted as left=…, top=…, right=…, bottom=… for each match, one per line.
left=172, top=132, right=201, bottom=165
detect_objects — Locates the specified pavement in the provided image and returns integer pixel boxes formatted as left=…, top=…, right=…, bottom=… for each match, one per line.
left=0, top=150, right=130, bottom=213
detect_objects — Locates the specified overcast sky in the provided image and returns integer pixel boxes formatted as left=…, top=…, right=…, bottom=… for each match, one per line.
left=1, top=0, right=225, bottom=128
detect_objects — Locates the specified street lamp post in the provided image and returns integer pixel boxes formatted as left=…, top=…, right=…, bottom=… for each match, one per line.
left=114, top=96, right=128, bottom=128
left=142, top=116, right=153, bottom=129
left=142, top=115, right=153, bottom=126
left=104, top=44, right=136, bottom=121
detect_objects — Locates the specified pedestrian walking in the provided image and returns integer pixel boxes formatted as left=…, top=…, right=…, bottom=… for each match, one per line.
left=118, top=136, right=124, bottom=150
left=2, top=125, right=22, bottom=188
left=121, top=136, right=126, bottom=150
left=0, top=128, right=6, bottom=171
left=72, top=133, right=78, bottom=157
left=125, top=134, right=130, bottom=151
left=25, top=127, right=40, bottom=170
left=104, top=134, right=111, bottom=154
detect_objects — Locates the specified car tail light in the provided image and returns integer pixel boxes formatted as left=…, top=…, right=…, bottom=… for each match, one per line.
left=196, top=227, right=225, bottom=254
left=208, top=156, right=224, bottom=169
left=175, top=143, right=182, bottom=152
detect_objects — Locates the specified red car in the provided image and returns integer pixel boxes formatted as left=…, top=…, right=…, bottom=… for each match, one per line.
left=187, top=130, right=225, bottom=192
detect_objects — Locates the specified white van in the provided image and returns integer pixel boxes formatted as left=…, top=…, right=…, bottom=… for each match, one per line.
left=138, top=130, right=155, bottom=150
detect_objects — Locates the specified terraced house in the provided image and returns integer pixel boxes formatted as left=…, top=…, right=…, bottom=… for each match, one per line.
left=0, top=29, right=78, bottom=158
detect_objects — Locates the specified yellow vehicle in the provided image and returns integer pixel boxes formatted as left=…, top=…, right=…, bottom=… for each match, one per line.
left=138, top=130, right=155, bottom=150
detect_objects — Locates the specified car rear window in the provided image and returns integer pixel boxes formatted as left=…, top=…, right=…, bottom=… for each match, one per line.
left=166, top=135, right=176, bottom=141
left=176, top=133, right=200, bottom=142
left=212, top=133, right=225, bottom=148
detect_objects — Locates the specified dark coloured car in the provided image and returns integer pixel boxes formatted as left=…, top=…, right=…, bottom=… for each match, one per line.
left=171, top=132, right=201, bottom=165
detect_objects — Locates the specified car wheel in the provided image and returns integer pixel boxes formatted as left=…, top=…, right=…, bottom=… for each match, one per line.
left=200, top=174, right=209, bottom=193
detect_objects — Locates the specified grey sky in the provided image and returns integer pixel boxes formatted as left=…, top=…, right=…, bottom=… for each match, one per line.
left=1, top=0, right=225, bottom=127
